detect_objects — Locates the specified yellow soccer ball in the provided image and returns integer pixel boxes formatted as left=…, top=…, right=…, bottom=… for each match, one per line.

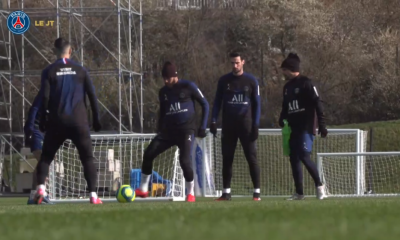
left=116, top=185, right=136, bottom=203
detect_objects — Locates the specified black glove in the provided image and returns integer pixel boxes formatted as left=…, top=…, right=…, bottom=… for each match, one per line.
left=210, top=122, right=217, bottom=137
left=197, top=128, right=206, bottom=138
left=318, top=126, right=328, bottom=138
left=39, top=115, right=47, bottom=133
left=93, top=119, right=102, bottom=132
left=249, top=126, right=259, bottom=141
left=24, top=134, right=32, bottom=147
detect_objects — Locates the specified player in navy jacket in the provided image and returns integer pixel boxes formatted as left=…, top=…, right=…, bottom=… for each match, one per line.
left=210, top=52, right=261, bottom=201
left=23, top=90, right=53, bottom=204
left=279, top=53, right=327, bottom=200
left=34, top=38, right=102, bottom=204
left=135, top=61, right=209, bottom=202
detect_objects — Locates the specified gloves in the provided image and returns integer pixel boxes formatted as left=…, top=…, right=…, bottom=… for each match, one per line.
left=197, top=128, right=206, bottom=138
left=318, top=126, right=328, bottom=138
left=39, top=116, right=47, bottom=133
left=93, top=119, right=102, bottom=132
left=24, top=134, right=32, bottom=147
left=249, top=126, right=259, bottom=141
left=210, top=122, right=217, bottom=137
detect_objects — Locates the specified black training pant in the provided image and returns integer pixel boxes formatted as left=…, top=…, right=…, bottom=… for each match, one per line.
left=289, top=131, right=322, bottom=195
left=142, top=131, right=195, bottom=182
left=36, top=124, right=97, bottom=192
left=221, top=127, right=260, bottom=189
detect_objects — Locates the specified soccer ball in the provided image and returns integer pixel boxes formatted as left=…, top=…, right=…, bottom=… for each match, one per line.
left=116, top=185, right=136, bottom=203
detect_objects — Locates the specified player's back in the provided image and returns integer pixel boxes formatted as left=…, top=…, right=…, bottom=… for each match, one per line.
left=46, top=58, right=90, bottom=126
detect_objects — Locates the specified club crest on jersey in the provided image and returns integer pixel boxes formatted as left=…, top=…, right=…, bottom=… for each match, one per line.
left=7, top=11, right=31, bottom=35
left=295, top=88, right=299, bottom=94
left=179, top=92, right=185, bottom=98
left=244, top=86, right=249, bottom=91
left=164, top=94, right=168, bottom=100
left=227, top=84, right=230, bottom=90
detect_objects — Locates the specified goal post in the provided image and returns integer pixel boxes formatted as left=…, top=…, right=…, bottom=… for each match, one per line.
left=207, top=128, right=368, bottom=197
left=317, top=152, right=400, bottom=197
left=47, top=134, right=186, bottom=202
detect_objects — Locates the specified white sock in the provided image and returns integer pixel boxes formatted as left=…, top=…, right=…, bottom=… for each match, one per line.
left=140, top=173, right=151, bottom=192
left=30, top=190, right=36, bottom=199
left=186, top=181, right=194, bottom=195
left=254, top=188, right=260, bottom=193
left=90, top=192, right=98, bottom=198
left=223, top=188, right=231, bottom=194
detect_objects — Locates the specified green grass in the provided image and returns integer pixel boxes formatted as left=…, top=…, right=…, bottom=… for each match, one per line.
left=1, top=197, right=400, bottom=240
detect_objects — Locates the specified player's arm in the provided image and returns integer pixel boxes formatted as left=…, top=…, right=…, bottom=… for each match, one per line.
left=24, top=90, right=42, bottom=135
left=251, top=78, right=261, bottom=128
left=83, top=69, right=101, bottom=131
left=157, top=90, right=165, bottom=133
left=39, top=69, right=51, bottom=131
left=189, top=82, right=209, bottom=131
left=211, top=79, right=223, bottom=124
left=279, top=87, right=288, bottom=127
left=305, top=80, right=326, bottom=129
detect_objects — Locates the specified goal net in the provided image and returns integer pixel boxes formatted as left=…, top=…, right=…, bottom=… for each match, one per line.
left=47, top=134, right=186, bottom=202
left=44, top=128, right=367, bottom=202
left=210, top=129, right=368, bottom=197
left=318, top=152, right=400, bottom=197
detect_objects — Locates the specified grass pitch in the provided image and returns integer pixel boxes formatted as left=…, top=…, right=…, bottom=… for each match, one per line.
left=0, top=197, right=399, bottom=240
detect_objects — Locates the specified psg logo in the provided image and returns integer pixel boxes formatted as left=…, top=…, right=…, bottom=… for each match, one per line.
left=7, top=11, right=31, bottom=35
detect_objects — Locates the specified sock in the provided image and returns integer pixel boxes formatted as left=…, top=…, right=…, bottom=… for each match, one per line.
left=223, top=188, right=231, bottom=194
left=254, top=188, right=260, bottom=193
left=90, top=192, right=98, bottom=198
left=30, top=190, right=36, bottom=199
left=186, top=181, right=194, bottom=195
left=140, top=173, right=151, bottom=192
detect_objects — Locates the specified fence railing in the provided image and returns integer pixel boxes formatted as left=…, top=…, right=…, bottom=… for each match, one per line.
left=154, top=0, right=254, bottom=10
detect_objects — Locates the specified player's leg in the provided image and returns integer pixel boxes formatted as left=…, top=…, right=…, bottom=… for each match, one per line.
left=175, top=132, right=195, bottom=202
left=136, top=134, right=174, bottom=197
left=216, top=129, right=238, bottom=201
left=287, top=132, right=305, bottom=200
left=27, top=131, right=54, bottom=204
left=34, top=128, right=66, bottom=204
left=239, top=133, right=261, bottom=201
left=69, top=126, right=101, bottom=204
left=298, top=133, right=325, bottom=199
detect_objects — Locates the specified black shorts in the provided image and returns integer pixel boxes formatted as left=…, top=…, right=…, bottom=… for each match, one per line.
left=41, top=124, right=94, bottom=161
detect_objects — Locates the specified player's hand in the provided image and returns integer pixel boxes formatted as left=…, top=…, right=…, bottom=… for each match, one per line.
left=318, top=127, right=328, bottom=138
left=249, top=126, right=259, bottom=141
left=197, top=128, right=206, bottom=138
left=93, top=120, right=102, bottom=132
left=24, top=134, right=32, bottom=147
left=210, top=122, right=217, bottom=137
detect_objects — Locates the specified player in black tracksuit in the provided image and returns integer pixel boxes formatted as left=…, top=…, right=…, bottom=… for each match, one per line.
left=279, top=53, right=328, bottom=200
left=134, top=61, right=209, bottom=202
left=210, top=52, right=261, bottom=201
left=35, top=38, right=102, bottom=204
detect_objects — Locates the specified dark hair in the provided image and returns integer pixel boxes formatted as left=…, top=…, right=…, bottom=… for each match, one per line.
left=229, top=52, right=243, bottom=60
left=54, top=38, right=70, bottom=52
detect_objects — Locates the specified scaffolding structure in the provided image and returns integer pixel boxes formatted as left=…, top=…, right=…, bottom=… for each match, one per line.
left=0, top=0, right=143, bottom=190
left=0, top=0, right=143, bottom=134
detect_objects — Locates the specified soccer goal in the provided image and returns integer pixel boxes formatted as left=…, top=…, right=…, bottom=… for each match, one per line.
left=47, top=134, right=186, bottom=203
left=209, top=129, right=368, bottom=197
left=317, top=152, right=400, bottom=197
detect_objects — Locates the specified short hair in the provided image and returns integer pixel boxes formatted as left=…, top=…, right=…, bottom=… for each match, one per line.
left=229, top=52, right=243, bottom=60
left=54, top=38, right=71, bottom=54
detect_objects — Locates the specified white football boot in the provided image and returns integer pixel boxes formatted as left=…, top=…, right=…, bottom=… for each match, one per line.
left=317, top=185, right=327, bottom=200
